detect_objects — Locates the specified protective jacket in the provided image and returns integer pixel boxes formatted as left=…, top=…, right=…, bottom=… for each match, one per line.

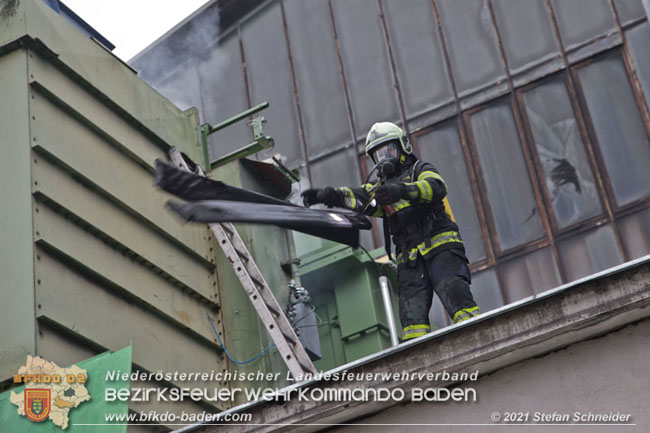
left=336, top=157, right=466, bottom=268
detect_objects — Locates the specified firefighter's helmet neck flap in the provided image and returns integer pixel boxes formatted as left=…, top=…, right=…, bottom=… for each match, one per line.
left=365, top=122, right=413, bottom=180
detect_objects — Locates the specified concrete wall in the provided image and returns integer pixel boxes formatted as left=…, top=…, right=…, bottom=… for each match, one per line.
left=334, top=318, right=650, bottom=433
left=182, top=255, right=650, bottom=433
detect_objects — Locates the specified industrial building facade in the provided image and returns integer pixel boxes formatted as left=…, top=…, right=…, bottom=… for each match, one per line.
left=1, top=0, right=649, bottom=431
left=134, top=0, right=650, bottom=327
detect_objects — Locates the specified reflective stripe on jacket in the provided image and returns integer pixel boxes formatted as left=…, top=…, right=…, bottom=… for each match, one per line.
left=336, top=159, right=466, bottom=268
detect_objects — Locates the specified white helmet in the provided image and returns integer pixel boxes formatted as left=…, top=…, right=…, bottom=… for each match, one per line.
left=365, top=122, right=412, bottom=165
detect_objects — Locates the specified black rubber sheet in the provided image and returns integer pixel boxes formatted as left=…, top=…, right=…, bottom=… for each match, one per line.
left=155, top=160, right=370, bottom=247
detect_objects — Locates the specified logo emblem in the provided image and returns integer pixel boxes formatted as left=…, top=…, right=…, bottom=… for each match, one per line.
left=24, top=389, right=51, bottom=422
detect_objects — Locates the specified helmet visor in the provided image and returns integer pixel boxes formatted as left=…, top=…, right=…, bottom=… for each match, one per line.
left=371, top=140, right=400, bottom=164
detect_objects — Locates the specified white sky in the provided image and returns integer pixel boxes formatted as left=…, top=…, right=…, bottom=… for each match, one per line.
left=60, top=0, right=211, bottom=61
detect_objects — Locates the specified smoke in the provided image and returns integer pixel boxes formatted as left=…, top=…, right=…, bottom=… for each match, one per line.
left=129, top=1, right=227, bottom=111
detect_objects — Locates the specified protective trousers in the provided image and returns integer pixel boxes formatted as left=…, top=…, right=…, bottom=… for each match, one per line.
left=398, top=249, right=479, bottom=340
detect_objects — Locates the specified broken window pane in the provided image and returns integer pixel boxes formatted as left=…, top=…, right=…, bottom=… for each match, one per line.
left=382, top=0, right=454, bottom=121
left=550, top=0, right=617, bottom=51
left=469, top=102, right=544, bottom=251
left=491, top=0, right=560, bottom=75
left=618, top=208, right=650, bottom=260
left=242, top=3, right=303, bottom=166
left=435, top=0, right=506, bottom=98
left=284, top=0, right=353, bottom=157
left=557, top=224, right=624, bottom=281
left=522, top=78, right=603, bottom=229
left=331, top=0, right=401, bottom=138
left=577, top=56, right=650, bottom=206
left=500, top=247, right=562, bottom=303
left=416, top=123, right=487, bottom=263
left=470, top=268, right=504, bottom=313
left=626, top=22, right=650, bottom=114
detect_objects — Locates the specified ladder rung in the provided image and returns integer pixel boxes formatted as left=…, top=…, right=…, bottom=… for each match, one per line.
left=299, top=360, right=315, bottom=374
left=221, top=224, right=234, bottom=236
left=281, top=330, right=297, bottom=345
left=234, top=248, right=250, bottom=262
left=250, top=275, right=265, bottom=289
left=266, top=304, right=281, bottom=317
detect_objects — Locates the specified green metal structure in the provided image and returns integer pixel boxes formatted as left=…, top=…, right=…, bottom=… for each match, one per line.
left=199, top=102, right=275, bottom=170
left=0, top=0, right=237, bottom=428
left=0, top=1, right=405, bottom=428
left=296, top=238, right=400, bottom=372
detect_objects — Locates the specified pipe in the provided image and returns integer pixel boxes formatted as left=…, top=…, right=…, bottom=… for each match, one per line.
left=379, top=276, right=399, bottom=347
left=285, top=229, right=301, bottom=287
left=206, top=101, right=269, bottom=135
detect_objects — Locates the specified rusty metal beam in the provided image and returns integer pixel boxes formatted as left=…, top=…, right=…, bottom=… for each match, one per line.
left=429, top=0, right=497, bottom=269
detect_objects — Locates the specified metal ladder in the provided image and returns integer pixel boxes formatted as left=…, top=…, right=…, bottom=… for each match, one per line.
left=168, top=148, right=318, bottom=378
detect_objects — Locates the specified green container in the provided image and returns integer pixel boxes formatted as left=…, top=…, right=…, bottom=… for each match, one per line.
left=297, top=238, right=400, bottom=371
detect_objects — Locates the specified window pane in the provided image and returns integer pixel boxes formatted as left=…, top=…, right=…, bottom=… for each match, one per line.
left=435, top=0, right=506, bottom=97
left=309, top=148, right=361, bottom=189
left=284, top=0, right=352, bottom=157
left=500, top=247, right=562, bottom=303
left=557, top=224, right=624, bottom=281
left=417, top=124, right=486, bottom=263
left=522, top=78, right=603, bottom=228
left=577, top=56, right=650, bottom=206
left=614, top=0, right=646, bottom=25
left=551, top=0, right=617, bottom=51
left=626, top=22, right=650, bottom=114
left=618, top=208, right=650, bottom=260
left=199, top=34, right=251, bottom=161
left=331, top=0, right=400, bottom=138
left=242, top=3, right=303, bottom=166
left=469, top=102, right=544, bottom=250
left=471, top=269, right=504, bottom=313
left=491, top=0, right=560, bottom=75
left=383, top=0, right=454, bottom=122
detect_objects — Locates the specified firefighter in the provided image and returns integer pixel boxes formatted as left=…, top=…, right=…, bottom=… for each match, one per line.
left=302, top=122, right=480, bottom=340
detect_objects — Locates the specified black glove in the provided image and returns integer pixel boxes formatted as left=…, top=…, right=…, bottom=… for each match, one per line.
left=301, top=187, right=342, bottom=208
left=375, top=183, right=406, bottom=205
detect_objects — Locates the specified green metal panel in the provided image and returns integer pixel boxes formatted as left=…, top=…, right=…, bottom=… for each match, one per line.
left=335, top=268, right=387, bottom=339
left=0, top=0, right=204, bottom=166
left=210, top=161, right=294, bottom=404
left=27, top=52, right=164, bottom=171
left=28, top=84, right=212, bottom=263
left=36, top=322, right=99, bottom=368
left=0, top=48, right=35, bottom=379
left=33, top=155, right=217, bottom=303
left=33, top=203, right=219, bottom=345
left=312, top=291, right=346, bottom=372
left=0, top=3, right=230, bottom=428
left=293, top=232, right=338, bottom=259
left=301, top=246, right=399, bottom=367
left=35, top=250, right=227, bottom=410
left=36, top=325, right=213, bottom=430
